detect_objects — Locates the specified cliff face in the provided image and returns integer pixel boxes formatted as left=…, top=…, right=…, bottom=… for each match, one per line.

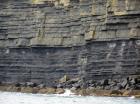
left=0, top=0, right=140, bottom=85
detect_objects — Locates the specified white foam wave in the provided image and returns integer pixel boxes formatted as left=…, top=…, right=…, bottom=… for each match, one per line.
left=55, top=89, right=75, bottom=96
left=130, top=96, right=135, bottom=99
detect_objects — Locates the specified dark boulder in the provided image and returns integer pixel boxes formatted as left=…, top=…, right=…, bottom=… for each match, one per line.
left=135, top=77, right=140, bottom=84
left=65, top=78, right=79, bottom=85
left=20, top=82, right=26, bottom=87
left=100, top=79, right=109, bottom=86
left=130, top=85, right=137, bottom=90
left=15, top=83, right=21, bottom=87
left=130, top=78, right=136, bottom=85
left=135, top=84, right=140, bottom=90
left=109, top=81, right=117, bottom=88
left=121, top=79, right=128, bottom=88
left=66, top=80, right=76, bottom=85
left=65, top=84, right=73, bottom=88
left=125, top=84, right=131, bottom=90
left=0, top=81, right=2, bottom=85
left=72, top=83, right=81, bottom=89
left=117, top=83, right=123, bottom=90
left=88, top=80, right=96, bottom=84
left=38, top=84, right=46, bottom=88
left=26, top=82, right=37, bottom=87
left=112, top=84, right=122, bottom=90
left=57, top=83, right=64, bottom=88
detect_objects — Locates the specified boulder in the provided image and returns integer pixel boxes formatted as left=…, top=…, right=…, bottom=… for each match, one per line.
left=65, top=84, right=72, bottom=88
left=135, top=84, right=140, bottom=90
left=134, top=77, right=140, bottom=84
left=38, top=84, right=46, bottom=88
left=46, top=88, right=56, bottom=94
left=6, top=86, right=21, bottom=92
left=130, top=78, right=136, bottom=85
left=121, top=79, right=128, bottom=88
left=66, top=78, right=79, bottom=85
left=56, top=88, right=65, bottom=94
left=15, top=83, right=21, bottom=87
left=0, top=81, right=2, bottom=85
left=100, top=79, right=109, bottom=86
left=38, top=87, right=56, bottom=94
left=32, top=87, right=39, bottom=94
left=70, top=78, right=79, bottom=82
left=125, top=84, right=131, bottom=90
left=70, top=87, right=77, bottom=91
left=72, top=83, right=81, bottom=89
left=20, top=83, right=26, bottom=87
left=78, top=89, right=87, bottom=96
left=86, top=87, right=97, bottom=95
left=88, top=80, right=96, bottom=84
left=123, top=90, right=131, bottom=96
left=110, top=81, right=117, bottom=87
left=38, top=88, right=48, bottom=94
left=59, top=75, right=70, bottom=83
left=57, top=83, right=64, bottom=88
left=110, top=90, right=123, bottom=96
left=26, top=82, right=37, bottom=87
left=21, top=87, right=33, bottom=93
left=123, top=90, right=140, bottom=96
left=116, top=83, right=123, bottom=90
left=0, top=86, right=8, bottom=91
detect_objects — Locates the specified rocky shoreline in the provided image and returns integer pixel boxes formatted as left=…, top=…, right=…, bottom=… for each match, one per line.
left=0, top=75, right=140, bottom=97
left=0, top=85, right=140, bottom=98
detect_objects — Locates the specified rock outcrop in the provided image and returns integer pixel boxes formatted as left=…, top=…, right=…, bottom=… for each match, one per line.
left=0, top=0, right=140, bottom=88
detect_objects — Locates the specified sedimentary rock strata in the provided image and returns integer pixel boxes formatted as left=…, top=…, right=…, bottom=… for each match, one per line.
left=0, top=0, right=140, bottom=88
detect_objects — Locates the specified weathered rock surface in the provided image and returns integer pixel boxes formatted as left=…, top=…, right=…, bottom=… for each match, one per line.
left=0, top=0, right=140, bottom=88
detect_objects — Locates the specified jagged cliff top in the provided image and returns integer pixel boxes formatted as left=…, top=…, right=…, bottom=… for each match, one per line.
left=0, top=0, right=140, bottom=47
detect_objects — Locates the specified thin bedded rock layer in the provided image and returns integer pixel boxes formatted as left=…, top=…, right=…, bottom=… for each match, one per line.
left=0, top=0, right=140, bottom=86
left=0, top=40, right=140, bottom=86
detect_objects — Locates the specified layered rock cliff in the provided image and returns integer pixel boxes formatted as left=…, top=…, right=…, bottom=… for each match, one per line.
left=0, top=0, right=140, bottom=86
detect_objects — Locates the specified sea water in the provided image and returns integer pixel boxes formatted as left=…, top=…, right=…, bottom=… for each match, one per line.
left=0, top=90, right=140, bottom=104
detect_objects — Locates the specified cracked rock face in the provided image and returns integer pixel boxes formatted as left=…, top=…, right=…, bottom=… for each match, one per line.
left=0, top=0, right=140, bottom=85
